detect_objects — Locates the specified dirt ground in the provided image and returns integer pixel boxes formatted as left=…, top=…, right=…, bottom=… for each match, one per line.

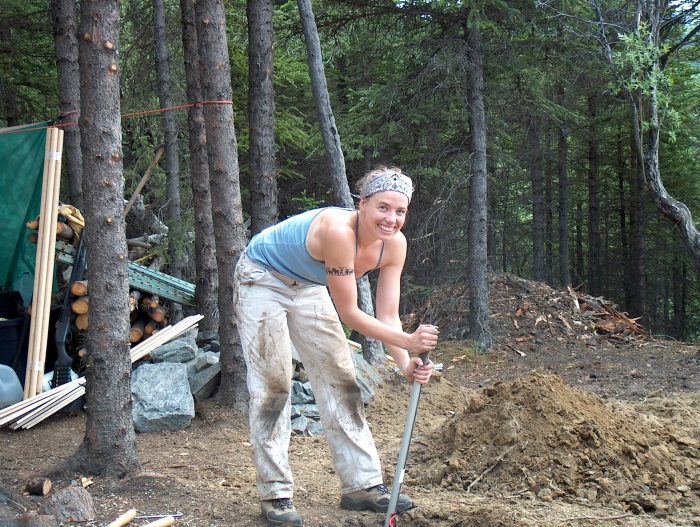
left=1, top=274, right=699, bottom=527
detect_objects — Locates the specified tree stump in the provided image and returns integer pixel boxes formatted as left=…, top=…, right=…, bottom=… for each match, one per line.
left=38, top=485, right=95, bottom=523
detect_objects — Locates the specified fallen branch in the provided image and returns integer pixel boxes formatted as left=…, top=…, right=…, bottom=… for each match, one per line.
left=466, top=442, right=520, bottom=493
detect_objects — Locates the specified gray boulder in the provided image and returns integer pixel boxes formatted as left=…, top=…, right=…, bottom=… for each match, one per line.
left=132, top=362, right=195, bottom=432
left=150, top=330, right=198, bottom=363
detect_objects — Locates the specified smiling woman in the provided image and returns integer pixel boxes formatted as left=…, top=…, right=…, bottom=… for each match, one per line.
left=232, top=166, right=440, bottom=526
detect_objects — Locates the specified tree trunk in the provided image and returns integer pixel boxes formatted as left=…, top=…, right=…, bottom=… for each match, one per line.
left=0, top=29, right=20, bottom=127
left=50, top=0, right=83, bottom=210
left=628, top=124, right=645, bottom=318
left=617, top=127, right=630, bottom=308
left=466, top=22, right=491, bottom=349
left=557, top=126, right=570, bottom=287
left=248, top=0, right=278, bottom=235
left=297, top=0, right=384, bottom=363
left=544, top=131, right=554, bottom=286
left=530, top=114, right=545, bottom=283
left=195, top=0, right=248, bottom=409
left=296, top=0, right=351, bottom=205
left=71, top=0, right=139, bottom=477
left=180, top=0, right=218, bottom=333
left=575, top=199, right=584, bottom=286
left=587, top=93, right=602, bottom=296
left=152, top=0, right=184, bottom=323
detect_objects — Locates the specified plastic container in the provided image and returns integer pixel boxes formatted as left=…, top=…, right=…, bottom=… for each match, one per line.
left=0, top=364, right=23, bottom=409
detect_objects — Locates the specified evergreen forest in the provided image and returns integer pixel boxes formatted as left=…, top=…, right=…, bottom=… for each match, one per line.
left=2, top=0, right=700, bottom=340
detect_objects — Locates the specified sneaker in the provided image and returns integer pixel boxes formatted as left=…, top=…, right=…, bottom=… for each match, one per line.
left=261, top=498, right=303, bottom=527
left=340, top=483, right=413, bottom=513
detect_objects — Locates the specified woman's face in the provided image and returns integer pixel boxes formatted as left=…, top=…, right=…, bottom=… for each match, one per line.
left=360, top=191, right=409, bottom=238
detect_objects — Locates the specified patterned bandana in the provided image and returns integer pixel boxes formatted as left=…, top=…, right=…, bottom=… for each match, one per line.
left=359, top=172, right=413, bottom=203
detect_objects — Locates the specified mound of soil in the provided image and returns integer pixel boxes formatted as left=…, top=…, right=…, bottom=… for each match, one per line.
left=411, top=371, right=700, bottom=517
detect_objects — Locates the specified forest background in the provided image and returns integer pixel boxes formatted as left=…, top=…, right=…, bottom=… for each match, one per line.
left=2, top=0, right=700, bottom=343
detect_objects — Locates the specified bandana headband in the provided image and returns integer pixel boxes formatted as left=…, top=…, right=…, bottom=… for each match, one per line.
left=359, top=172, right=413, bottom=203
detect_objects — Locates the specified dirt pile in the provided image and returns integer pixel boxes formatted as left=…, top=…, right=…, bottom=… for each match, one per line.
left=410, top=371, right=699, bottom=518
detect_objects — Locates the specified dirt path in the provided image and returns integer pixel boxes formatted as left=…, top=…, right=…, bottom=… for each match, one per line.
left=1, top=274, right=698, bottom=527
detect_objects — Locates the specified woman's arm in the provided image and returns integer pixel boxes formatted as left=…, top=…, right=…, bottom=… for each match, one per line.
left=324, top=228, right=437, bottom=381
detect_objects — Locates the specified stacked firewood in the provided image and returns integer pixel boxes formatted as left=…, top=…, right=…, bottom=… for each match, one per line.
left=69, top=281, right=167, bottom=343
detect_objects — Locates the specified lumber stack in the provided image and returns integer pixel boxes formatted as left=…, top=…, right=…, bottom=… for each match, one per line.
left=0, top=315, right=203, bottom=430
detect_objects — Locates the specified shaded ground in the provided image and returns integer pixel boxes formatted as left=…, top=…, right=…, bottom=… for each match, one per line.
left=1, top=273, right=699, bottom=527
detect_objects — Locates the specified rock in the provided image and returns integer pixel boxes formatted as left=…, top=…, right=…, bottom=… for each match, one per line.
left=196, top=351, right=220, bottom=371
left=307, top=419, right=324, bottom=435
left=291, top=381, right=314, bottom=404
left=132, top=363, right=195, bottom=432
left=150, top=331, right=198, bottom=363
left=291, top=415, right=309, bottom=433
left=189, top=362, right=221, bottom=403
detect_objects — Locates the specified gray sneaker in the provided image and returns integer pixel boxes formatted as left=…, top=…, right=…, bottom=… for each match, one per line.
left=261, top=498, right=303, bottom=526
left=340, top=483, right=413, bottom=513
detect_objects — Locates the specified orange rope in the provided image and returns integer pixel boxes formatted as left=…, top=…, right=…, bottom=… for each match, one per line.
left=0, top=100, right=234, bottom=135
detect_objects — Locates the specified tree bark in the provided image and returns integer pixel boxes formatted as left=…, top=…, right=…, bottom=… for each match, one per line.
left=50, top=0, right=83, bottom=210
left=152, top=0, right=184, bottom=323
left=530, top=113, right=545, bottom=283
left=557, top=122, right=570, bottom=288
left=180, top=0, right=218, bottom=333
left=195, top=0, right=248, bottom=409
left=297, top=0, right=384, bottom=363
left=617, top=127, right=631, bottom=308
left=544, top=131, right=554, bottom=286
left=466, top=21, right=491, bottom=349
left=72, top=0, right=139, bottom=477
left=248, top=0, right=278, bottom=235
left=0, top=30, right=20, bottom=127
left=587, top=92, right=602, bottom=296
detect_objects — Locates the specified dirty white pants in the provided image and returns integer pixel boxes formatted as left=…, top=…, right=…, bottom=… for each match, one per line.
left=234, top=253, right=383, bottom=500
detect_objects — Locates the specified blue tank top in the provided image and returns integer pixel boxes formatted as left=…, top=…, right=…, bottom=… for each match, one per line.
left=245, top=207, right=384, bottom=285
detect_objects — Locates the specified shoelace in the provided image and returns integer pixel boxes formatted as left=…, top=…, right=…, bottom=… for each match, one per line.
left=272, top=498, right=295, bottom=510
left=374, top=483, right=390, bottom=494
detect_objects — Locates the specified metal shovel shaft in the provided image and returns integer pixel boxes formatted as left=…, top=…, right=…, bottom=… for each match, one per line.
left=384, top=352, right=429, bottom=527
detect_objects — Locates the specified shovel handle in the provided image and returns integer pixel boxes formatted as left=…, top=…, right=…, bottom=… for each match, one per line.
left=108, top=509, right=137, bottom=527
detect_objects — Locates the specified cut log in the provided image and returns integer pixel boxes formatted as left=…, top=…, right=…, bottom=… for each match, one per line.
left=144, top=319, right=159, bottom=338
left=74, top=314, right=88, bottom=331
left=130, top=318, right=146, bottom=343
left=26, top=218, right=40, bottom=230
left=0, top=515, right=58, bottom=527
left=70, top=280, right=88, bottom=297
left=38, top=485, right=96, bottom=523
left=55, top=221, right=74, bottom=242
left=25, top=477, right=52, bottom=496
left=150, top=306, right=166, bottom=323
left=147, top=295, right=160, bottom=310
left=76, top=347, right=87, bottom=358
left=28, top=232, right=38, bottom=244
left=128, top=290, right=142, bottom=313
left=71, top=296, right=89, bottom=315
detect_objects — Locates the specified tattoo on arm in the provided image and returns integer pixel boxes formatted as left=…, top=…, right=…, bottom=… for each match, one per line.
left=326, top=266, right=354, bottom=277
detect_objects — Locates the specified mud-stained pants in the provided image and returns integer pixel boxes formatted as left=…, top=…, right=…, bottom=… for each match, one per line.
left=233, top=253, right=383, bottom=500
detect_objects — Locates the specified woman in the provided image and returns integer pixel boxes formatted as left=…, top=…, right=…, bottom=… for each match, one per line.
left=234, top=167, right=439, bottom=527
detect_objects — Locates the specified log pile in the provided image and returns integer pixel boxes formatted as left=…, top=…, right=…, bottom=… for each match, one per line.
left=70, top=283, right=168, bottom=343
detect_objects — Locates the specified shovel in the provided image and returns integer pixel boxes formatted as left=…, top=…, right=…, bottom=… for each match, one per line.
left=384, top=351, right=429, bottom=527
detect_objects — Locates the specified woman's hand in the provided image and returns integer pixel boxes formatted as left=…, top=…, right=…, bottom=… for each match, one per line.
left=404, top=356, right=434, bottom=385
left=406, top=324, right=439, bottom=354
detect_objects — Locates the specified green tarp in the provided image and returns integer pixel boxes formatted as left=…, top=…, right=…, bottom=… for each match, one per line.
left=0, top=124, right=47, bottom=301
